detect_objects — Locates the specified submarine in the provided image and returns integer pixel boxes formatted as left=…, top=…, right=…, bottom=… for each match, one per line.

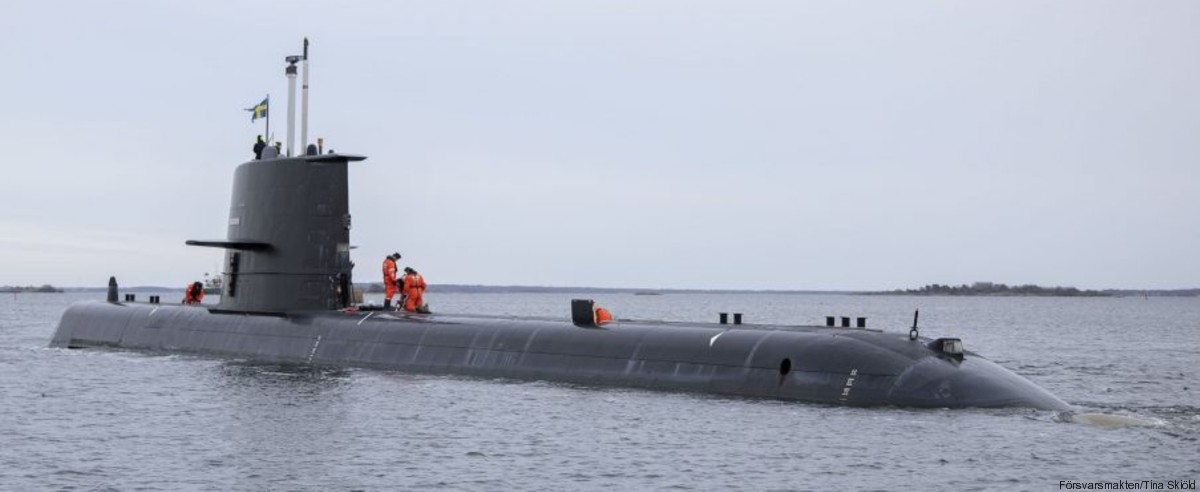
left=50, top=41, right=1072, bottom=412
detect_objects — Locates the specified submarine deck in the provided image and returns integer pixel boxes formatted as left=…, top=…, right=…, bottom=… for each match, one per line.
left=51, top=300, right=1072, bottom=410
left=353, top=308, right=884, bottom=334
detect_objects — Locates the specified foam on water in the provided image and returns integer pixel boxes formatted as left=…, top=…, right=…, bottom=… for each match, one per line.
left=1072, top=413, right=1166, bottom=428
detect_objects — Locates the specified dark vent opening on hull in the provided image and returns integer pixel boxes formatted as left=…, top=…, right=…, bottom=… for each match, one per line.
left=779, top=358, right=792, bottom=377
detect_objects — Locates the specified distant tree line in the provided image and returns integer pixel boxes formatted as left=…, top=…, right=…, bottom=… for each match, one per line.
left=351, top=283, right=838, bottom=295
left=0, top=284, right=64, bottom=293
left=1102, top=288, right=1200, bottom=298
left=877, top=282, right=1109, bottom=297
left=355, top=283, right=671, bottom=294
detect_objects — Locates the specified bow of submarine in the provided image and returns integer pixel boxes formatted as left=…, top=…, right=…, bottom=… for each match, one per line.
left=884, top=352, right=1071, bottom=411
left=764, top=330, right=1072, bottom=411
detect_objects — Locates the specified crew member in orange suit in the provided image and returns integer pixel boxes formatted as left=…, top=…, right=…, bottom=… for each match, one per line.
left=183, top=281, right=205, bottom=304
left=401, top=267, right=428, bottom=313
left=382, top=252, right=401, bottom=309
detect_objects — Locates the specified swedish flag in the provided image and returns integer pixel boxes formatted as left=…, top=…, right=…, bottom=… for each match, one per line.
left=245, top=97, right=268, bottom=122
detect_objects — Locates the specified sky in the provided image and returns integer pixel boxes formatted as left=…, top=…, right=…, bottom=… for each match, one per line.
left=1, top=1, right=1197, bottom=290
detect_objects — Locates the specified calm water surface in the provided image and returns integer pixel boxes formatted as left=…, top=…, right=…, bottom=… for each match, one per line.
left=1, top=291, right=1198, bottom=491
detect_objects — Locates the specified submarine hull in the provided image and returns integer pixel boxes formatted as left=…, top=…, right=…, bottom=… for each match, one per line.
left=54, top=43, right=1073, bottom=413
left=51, top=301, right=1071, bottom=411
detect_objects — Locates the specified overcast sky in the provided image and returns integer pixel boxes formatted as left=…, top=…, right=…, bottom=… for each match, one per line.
left=2, top=1, right=1197, bottom=290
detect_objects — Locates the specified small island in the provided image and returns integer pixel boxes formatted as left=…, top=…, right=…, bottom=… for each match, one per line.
left=872, top=282, right=1109, bottom=297
left=0, top=284, right=65, bottom=293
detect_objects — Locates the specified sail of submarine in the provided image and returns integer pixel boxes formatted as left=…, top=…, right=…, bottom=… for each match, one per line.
left=50, top=40, right=1072, bottom=411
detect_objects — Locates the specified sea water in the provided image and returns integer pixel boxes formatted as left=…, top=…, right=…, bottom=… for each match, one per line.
left=1, top=292, right=1197, bottom=490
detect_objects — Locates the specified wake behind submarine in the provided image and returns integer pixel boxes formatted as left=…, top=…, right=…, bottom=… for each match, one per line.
left=50, top=41, right=1071, bottom=411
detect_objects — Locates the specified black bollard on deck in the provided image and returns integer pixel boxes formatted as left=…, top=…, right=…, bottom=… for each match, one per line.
left=106, top=277, right=118, bottom=303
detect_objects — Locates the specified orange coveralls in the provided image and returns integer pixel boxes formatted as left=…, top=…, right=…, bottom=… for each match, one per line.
left=382, top=257, right=399, bottom=302
left=402, top=272, right=426, bottom=312
left=183, top=283, right=205, bottom=304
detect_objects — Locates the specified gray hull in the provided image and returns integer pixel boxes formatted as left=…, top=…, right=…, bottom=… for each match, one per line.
left=51, top=44, right=1073, bottom=413
left=51, top=301, right=1072, bottom=411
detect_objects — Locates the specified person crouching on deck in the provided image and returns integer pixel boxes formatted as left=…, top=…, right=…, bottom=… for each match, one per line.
left=401, top=267, right=429, bottom=313
left=183, top=281, right=205, bottom=305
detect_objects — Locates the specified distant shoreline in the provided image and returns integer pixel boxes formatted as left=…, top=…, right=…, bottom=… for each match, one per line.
left=866, top=283, right=1200, bottom=298
left=36, top=283, right=1200, bottom=297
left=56, top=284, right=857, bottom=295
left=0, top=285, right=64, bottom=293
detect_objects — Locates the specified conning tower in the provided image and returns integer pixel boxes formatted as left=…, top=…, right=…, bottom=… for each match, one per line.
left=188, top=154, right=363, bottom=312
left=187, top=39, right=365, bottom=313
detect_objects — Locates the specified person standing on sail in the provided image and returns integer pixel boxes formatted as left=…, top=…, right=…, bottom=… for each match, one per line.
left=252, top=135, right=266, bottom=160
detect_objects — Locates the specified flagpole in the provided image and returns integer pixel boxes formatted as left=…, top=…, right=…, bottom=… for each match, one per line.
left=265, top=94, right=270, bottom=145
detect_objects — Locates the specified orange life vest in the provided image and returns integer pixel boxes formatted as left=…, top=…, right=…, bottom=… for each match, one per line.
left=403, top=273, right=426, bottom=295
left=184, top=283, right=204, bottom=304
left=594, top=306, right=613, bottom=325
left=382, top=257, right=398, bottom=283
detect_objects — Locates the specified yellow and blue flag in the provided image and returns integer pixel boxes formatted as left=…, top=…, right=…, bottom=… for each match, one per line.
left=245, top=97, right=268, bottom=122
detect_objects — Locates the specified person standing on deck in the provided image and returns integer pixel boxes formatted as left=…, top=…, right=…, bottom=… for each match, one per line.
left=382, top=253, right=401, bottom=309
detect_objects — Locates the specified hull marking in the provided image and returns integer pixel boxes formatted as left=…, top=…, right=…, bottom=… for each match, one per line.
left=307, top=335, right=322, bottom=364
left=839, top=368, right=859, bottom=403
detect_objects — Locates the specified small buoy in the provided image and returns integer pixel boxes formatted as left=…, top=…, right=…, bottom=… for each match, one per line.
left=594, top=306, right=614, bottom=325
